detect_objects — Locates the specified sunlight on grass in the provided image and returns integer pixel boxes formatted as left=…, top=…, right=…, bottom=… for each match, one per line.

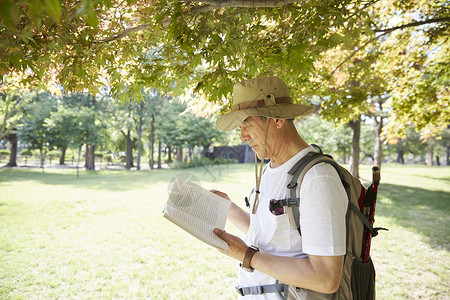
left=0, top=164, right=449, bottom=299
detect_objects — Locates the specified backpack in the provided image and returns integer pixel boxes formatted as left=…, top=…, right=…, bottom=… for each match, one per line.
left=279, top=147, right=387, bottom=300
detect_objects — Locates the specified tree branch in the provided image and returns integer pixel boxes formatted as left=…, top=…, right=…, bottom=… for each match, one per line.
left=327, top=31, right=389, bottom=79
left=95, top=0, right=301, bottom=43
left=98, top=24, right=152, bottom=43
left=373, top=16, right=450, bottom=33
left=328, top=16, right=450, bottom=79
left=184, top=0, right=299, bottom=7
left=345, top=0, right=379, bottom=22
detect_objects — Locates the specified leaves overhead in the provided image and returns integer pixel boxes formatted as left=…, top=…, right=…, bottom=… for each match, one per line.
left=0, top=0, right=449, bottom=138
left=0, top=0, right=372, bottom=101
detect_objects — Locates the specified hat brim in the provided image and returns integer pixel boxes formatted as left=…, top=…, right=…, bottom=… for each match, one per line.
left=216, top=103, right=315, bottom=131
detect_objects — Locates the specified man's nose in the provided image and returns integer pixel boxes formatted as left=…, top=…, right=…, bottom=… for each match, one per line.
left=240, top=128, right=249, bottom=142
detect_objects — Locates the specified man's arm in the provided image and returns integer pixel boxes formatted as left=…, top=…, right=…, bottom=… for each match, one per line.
left=210, top=190, right=250, bottom=234
left=213, top=228, right=344, bottom=294
left=252, top=252, right=344, bottom=293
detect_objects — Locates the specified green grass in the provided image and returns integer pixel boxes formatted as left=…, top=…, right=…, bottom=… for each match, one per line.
left=0, top=164, right=449, bottom=299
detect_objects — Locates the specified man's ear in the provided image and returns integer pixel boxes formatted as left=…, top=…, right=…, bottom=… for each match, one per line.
left=274, top=118, right=286, bottom=129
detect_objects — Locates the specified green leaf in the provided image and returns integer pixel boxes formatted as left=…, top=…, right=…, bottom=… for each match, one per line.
left=0, top=0, right=15, bottom=28
left=44, top=0, right=62, bottom=22
left=86, top=9, right=99, bottom=28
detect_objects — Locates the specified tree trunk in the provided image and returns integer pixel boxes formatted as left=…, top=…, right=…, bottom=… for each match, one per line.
left=59, top=145, right=67, bottom=165
left=427, top=146, right=433, bottom=166
left=167, top=145, right=173, bottom=163
left=125, top=129, right=135, bottom=170
left=76, top=146, right=82, bottom=178
left=397, top=150, right=405, bottom=164
left=136, top=108, right=143, bottom=171
left=177, top=147, right=183, bottom=162
left=348, top=117, right=361, bottom=178
left=150, top=114, right=155, bottom=169
left=84, top=144, right=89, bottom=167
left=188, top=147, right=193, bottom=163
left=202, top=145, right=209, bottom=157
left=157, top=139, right=162, bottom=169
left=39, top=148, right=46, bottom=173
left=5, top=133, right=17, bottom=167
left=85, top=144, right=95, bottom=170
left=446, top=145, right=449, bottom=166
left=374, top=116, right=383, bottom=167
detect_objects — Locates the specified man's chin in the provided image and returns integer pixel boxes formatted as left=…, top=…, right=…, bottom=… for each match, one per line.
left=250, top=146, right=267, bottom=160
left=254, top=151, right=266, bottom=161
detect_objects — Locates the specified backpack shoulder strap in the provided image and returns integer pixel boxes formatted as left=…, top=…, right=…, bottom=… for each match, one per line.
left=287, top=152, right=339, bottom=235
left=287, top=151, right=378, bottom=238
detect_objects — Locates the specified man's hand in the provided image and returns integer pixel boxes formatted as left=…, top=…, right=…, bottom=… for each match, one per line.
left=213, top=228, right=248, bottom=262
left=210, top=189, right=250, bottom=234
left=210, top=189, right=231, bottom=201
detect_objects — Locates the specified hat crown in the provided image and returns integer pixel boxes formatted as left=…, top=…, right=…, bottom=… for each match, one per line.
left=233, top=76, right=291, bottom=106
left=216, top=76, right=314, bottom=131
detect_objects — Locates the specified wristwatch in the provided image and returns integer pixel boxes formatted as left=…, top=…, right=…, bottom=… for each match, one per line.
left=240, top=245, right=259, bottom=272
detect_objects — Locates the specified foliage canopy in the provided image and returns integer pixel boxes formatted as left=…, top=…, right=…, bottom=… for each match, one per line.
left=0, top=0, right=449, bottom=138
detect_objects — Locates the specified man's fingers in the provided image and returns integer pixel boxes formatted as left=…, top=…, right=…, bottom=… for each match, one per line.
left=210, top=189, right=230, bottom=200
left=213, top=228, right=225, bottom=237
left=214, top=228, right=232, bottom=243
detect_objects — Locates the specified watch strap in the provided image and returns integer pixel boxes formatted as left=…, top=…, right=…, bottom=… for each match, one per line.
left=242, top=246, right=259, bottom=271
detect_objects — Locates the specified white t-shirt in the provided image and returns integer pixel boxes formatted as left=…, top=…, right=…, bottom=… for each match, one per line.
left=238, top=147, right=348, bottom=299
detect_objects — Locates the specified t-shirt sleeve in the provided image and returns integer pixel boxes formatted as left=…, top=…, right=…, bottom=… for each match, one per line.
left=299, top=164, right=348, bottom=256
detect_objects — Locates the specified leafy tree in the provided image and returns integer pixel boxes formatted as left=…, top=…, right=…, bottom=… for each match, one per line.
left=1, top=0, right=448, bottom=174
left=314, top=48, right=386, bottom=176
left=386, top=126, right=428, bottom=164
left=0, top=90, right=31, bottom=167
left=0, top=90, right=27, bottom=140
left=177, top=111, right=225, bottom=160
left=59, top=93, right=107, bottom=170
left=297, top=114, right=352, bottom=163
left=436, top=126, right=450, bottom=165
left=0, top=1, right=373, bottom=101
left=157, top=99, right=187, bottom=163
left=355, top=1, right=449, bottom=152
left=103, top=93, right=144, bottom=170
left=368, top=95, right=389, bottom=167
left=45, top=105, right=88, bottom=165
left=19, top=92, right=57, bottom=170
left=371, top=0, right=450, bottom=140
left=142, top=90, right=164, bottom=169
left=310, top=0, right=448, bottom=174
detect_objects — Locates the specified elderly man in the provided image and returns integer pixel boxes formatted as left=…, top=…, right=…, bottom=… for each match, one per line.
left=211, top=76, right=348, bottom=299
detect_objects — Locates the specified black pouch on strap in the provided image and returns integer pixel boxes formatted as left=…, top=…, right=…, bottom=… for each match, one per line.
left=351, top=258, right=375, bottom=300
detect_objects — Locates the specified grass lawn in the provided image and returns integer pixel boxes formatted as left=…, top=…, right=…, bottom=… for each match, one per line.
left=0, top=163, right=449, bottom=299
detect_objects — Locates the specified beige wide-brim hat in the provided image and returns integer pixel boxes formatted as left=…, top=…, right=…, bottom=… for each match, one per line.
left=216, top=76, right=315, bottom=131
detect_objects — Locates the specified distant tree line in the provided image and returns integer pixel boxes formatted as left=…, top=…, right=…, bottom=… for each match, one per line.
left=0, top=90, right=226, bottom=171
left=1, top=89, right=448, bottom=172
left=1, top=0, right=448, bottom=176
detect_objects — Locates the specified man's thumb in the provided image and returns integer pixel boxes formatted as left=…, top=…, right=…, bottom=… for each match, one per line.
left=213, top=228, right=224, bottom=236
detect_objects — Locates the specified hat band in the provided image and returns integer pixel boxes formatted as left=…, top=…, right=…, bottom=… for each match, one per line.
left=231, top=97, right=292, bottom=112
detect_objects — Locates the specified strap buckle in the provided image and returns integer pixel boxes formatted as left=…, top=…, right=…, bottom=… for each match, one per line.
left=287, top=182, right=297, bottom=189
left=235, top=286, right=244, bottom=296
left=287, top=198, right=299, bottom=207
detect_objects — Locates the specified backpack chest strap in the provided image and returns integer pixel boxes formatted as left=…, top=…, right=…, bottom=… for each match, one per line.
left=236, top=282, right=289, bottom=299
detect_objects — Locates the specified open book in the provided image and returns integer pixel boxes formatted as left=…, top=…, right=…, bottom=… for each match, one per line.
left=163, top=176, right=230, bottom=251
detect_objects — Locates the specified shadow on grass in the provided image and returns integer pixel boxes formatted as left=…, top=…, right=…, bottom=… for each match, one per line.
left=0, top=168, right=176, bottom=191
left=376, top=183, right=450, bottom=251
left=0, top=164, right=236, bottom=191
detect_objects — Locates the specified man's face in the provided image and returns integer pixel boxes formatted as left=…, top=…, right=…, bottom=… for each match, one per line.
left=239, top=116, right=272, bottom=159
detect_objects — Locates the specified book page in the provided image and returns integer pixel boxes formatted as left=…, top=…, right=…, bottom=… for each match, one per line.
left=163, top=176, right=230, bottom=250
left=163, top=205, right=228, bottom=250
